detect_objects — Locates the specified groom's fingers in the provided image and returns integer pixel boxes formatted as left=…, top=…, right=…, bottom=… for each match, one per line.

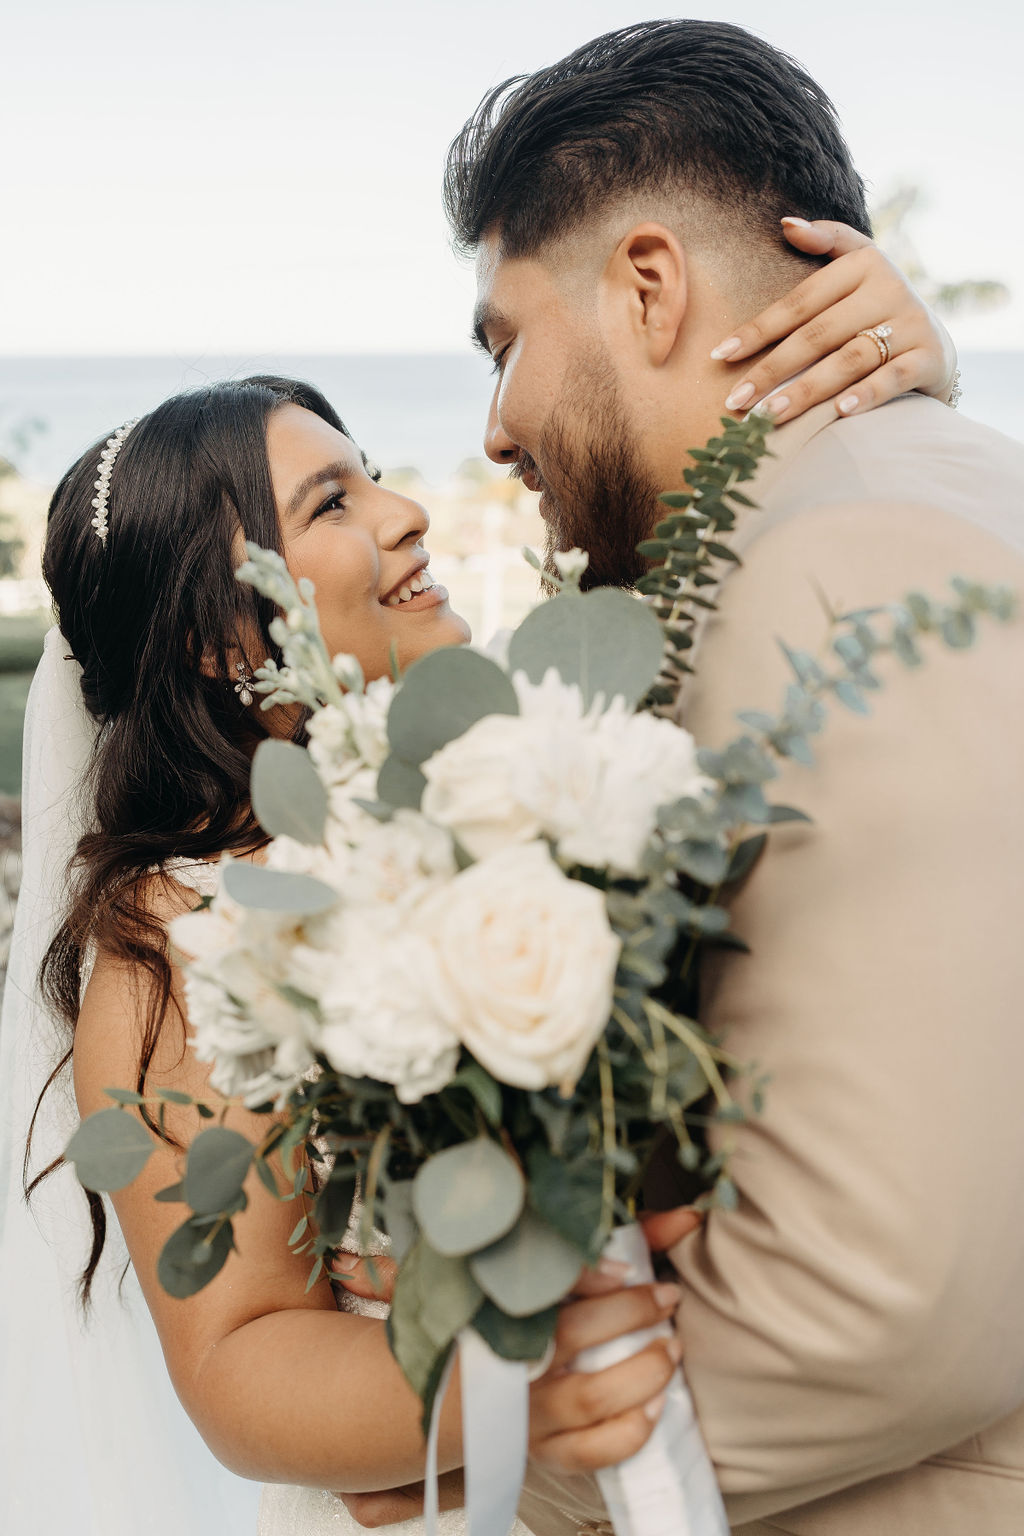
left=550, top=1282, right=682, bottom=1370
left=533, top=1404, right=663, bottom=1475
left=639, top=1205, right=704, bottom=1252
left=531, top=1336, right=682, bottom=1447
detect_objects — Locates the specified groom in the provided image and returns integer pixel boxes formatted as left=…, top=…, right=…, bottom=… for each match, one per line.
left=448, top=19, right=1024, bottom=1536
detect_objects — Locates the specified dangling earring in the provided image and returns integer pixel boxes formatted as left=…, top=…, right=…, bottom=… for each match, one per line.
left=234, top=661, right=255, bottom=707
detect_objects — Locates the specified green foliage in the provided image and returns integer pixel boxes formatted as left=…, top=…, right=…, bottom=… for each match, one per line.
left=183, top=1127, right=254, bottom=1215
left=251, top=739, right=328, bottom=845
left=376, top=752, right=427, bottom=810
left=386, top=647, right=518, bottom=765
left=158, top=1216, right=235, bottom=1298
left=469, top=1208, right=585, bottom=1317
left=636, top=414, right=775, bottom=715
left=472, top=1299, right=559, bottom=1364
left=221, top=860, right=337, bottom=915
left=507, top=586, right=665, bottom=709
left=412, top=1136, right=525, bottom=1256
left=66, top=1108, right=154, bottom=1191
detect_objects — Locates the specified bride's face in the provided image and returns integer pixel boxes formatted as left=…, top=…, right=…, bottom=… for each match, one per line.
left=267, top=404, right=470, bottom=679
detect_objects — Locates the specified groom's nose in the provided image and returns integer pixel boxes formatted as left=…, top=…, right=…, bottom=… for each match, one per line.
left=484, top=393, right=518, bottom=465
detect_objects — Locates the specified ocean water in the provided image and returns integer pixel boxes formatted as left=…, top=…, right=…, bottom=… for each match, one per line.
left=0, top=351, right=1021, bottom=488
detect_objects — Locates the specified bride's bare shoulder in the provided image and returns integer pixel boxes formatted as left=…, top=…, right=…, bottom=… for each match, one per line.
left=73, top=867, right=214, bottom=1120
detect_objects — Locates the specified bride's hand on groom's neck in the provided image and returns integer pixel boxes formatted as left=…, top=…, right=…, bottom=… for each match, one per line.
left=715, top=218, right=956, bottom=427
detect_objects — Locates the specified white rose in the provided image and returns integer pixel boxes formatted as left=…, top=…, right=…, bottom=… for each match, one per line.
left=421, top=713, right=545, bottom=859
left=292, top=908, right=460, bottom=1104
left=416, top=841, right=620, bottom=1094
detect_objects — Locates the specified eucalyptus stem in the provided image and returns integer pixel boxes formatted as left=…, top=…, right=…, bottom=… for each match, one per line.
left=596, top=1039, right=618, bottom=1235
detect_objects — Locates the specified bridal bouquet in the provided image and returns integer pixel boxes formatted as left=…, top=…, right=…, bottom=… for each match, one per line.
left=68, top=416, right=1015, bottom=1536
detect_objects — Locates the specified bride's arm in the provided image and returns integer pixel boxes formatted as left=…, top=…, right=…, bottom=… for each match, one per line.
left=73, top=887, right=678, bottom=1492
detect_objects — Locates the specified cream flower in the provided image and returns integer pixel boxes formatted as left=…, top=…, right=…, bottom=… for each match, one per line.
left=416, top=841, right=620, bottom=1093
left=421, top=670, right=708, bottom=875
left=171, top=875, right=319, bottom=1107
left=292, top=907, right=460, bottom=1104
left=420, top=713, right=545, bottom=859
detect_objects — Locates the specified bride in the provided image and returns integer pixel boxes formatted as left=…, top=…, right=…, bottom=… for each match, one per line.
left=1, top=243, right=960, bottom=1536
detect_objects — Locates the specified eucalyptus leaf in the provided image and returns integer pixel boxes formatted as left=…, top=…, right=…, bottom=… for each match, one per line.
left=158, top=1216, right=235, bottom=1298
left=382, top=1179, right=419, bottom=1263
left=314, top=1168, right=357, bottom=1246
left=472, top=1299, right=559, bottom=1363
left=183, top=1126, right=254, bottom=1216
left=508, top=588, right=664, bottom=710
left=103, top=1087, right=146, bottom=1106
left=446, top=1062, right=503, bottom=1129
left=154, top=1180, right=186, bottom=1203
left=526, top=1146, right=604, bottom=1256
left=725, top=833, right=767, bottom=884
left=66, top=1108, right=154, bottom=1192
left=417, top=1242, right=485, bottom=1350
left=942, top=610, right=975, bottom=649
left=387, top=1241, right=448, bottom=1399
left=412, top=1136, right=524, bottom=1257
left=387, top=648, right=518, bottom=765
left=469, top=1208, right=585, bottom=1317
left=251, top=738, right=328, bottom=845
left=376, top=753, right=427, bottom=810
left=766, top=805, right=813, bottom=825
left=222, top=860, right=337, bottom=915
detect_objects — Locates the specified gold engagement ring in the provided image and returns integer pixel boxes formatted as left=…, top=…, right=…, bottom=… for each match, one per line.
left=856, top=324, right=893, bottom=366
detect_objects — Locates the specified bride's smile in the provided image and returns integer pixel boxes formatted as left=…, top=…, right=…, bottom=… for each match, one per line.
left=269, top=402, right=470, bottom=679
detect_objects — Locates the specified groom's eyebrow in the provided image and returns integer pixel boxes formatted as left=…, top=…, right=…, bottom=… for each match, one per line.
left=471, top=301, right=511, bottom=355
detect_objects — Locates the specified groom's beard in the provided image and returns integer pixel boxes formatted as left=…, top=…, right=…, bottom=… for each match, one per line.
left=530, top=370, right=663, bottom=592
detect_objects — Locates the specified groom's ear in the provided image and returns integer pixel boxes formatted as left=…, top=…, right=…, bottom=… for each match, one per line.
left=604, top=223, right=688, bottom=367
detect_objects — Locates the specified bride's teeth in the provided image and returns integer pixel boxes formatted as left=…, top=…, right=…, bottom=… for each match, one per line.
left=420, top=571, right=434, bottom=589
left=398, top=585, right=413, bottom=603
left=408, top=576, right=424, bottom=594
left=387, top=594, right=401, bottom=607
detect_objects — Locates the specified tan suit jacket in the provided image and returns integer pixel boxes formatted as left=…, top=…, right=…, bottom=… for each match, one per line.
left=518, top=396, right=1024, bottom=1535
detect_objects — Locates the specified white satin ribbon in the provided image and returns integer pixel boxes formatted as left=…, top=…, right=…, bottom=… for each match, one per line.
left=425, top=1327, right=529, bottom=1536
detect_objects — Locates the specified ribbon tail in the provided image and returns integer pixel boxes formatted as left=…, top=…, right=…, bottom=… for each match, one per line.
left=460, top=1325, right=529, bottom=1536
left=424, top=1347, right=459, bottom=1536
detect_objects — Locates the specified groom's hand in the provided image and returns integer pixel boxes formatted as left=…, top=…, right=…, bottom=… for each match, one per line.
left=527, top=1211, right=702, bottom=1475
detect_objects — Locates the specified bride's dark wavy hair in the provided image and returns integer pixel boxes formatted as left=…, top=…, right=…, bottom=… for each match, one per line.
left=25, top=374, right=354, bottom=1304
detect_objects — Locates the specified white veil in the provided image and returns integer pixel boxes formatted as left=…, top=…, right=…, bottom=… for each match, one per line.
left=0, top=628, right=260, bottom=1534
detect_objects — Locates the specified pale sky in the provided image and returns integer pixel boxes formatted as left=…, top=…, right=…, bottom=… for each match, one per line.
left=2, top=0, right=1020, bottom=355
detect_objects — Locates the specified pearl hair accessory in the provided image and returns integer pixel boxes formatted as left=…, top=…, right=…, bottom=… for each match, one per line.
left=90, top=418, right=140, bottom=545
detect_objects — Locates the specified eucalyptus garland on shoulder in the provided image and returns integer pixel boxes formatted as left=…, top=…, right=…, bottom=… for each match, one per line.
left=67, top=414, right=1017, bottom=1536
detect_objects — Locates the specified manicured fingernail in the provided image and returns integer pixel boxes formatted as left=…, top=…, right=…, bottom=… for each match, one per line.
left=644, top=1391, right=667, bottom=1422
left=710, top=336, right=741, bottom=361
left=838, top=394, right=859, bottom=414
left=654, top=1282, right=682, bottom=1308
left=724, top=381, right=755, bottom=411
left=331, top=1251, right=359, bottom=1274
left=667, top=1336, right=684, bottom=1365
left=757, top=394, right=789, bottom=418
left=781, top=216, right=813, bottom=228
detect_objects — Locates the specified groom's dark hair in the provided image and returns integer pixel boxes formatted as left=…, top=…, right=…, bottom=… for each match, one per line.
left=444, top=19, right=871, bottom=258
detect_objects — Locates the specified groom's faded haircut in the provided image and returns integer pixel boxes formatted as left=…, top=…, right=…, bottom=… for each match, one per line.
left=444, top=20, right=871, bottom=259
